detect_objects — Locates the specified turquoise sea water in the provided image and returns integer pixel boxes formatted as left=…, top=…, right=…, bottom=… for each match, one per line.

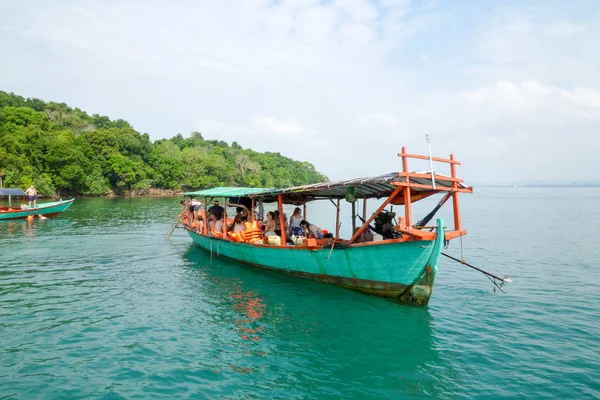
left=1, top=189, right=599, bottom=399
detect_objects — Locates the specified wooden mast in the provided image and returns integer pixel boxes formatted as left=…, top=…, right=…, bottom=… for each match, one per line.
left=222, top=198, right=228, bottom=239
left=351, top=201, right=356, bottom=233
left=362, top=198, right=367, bottom=221
left=335, top=199, right=341, bottom=240
left=277, top=194, right=286, bottom=246
left=203, top=198, right=208, bottom=235
left=401, top=146, right=413, bottom=228
left=450, top=154, right=461, bottom=231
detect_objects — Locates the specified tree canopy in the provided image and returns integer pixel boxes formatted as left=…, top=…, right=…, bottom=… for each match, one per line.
left=0, top=91, right=328, bottom=196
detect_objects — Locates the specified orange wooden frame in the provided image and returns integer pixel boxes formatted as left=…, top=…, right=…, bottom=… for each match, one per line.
left=347, top=146, right=469, bottom=245
left=397, top=146, right=468, bottom=233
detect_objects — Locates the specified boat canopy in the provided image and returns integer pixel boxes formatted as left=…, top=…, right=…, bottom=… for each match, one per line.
left=0, top=188, right=25, bottom=196
left=183, top=172, right=470, bottom=205
left=258, top=172, right=466, bottom=201
left=184, top=187, right=274, bottom=198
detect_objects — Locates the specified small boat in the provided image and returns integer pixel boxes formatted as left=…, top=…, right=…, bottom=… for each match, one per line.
left=0, top=188, right=75, bottom=220
left=180, top=147, right=472, bottom=305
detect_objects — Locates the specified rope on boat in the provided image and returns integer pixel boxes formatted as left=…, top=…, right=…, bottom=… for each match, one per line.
left=415, top=192, right=452, bottom=227
left=441, top=252, right=512, bottom=293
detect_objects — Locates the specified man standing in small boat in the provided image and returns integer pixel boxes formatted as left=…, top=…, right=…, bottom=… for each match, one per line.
left=24, top=185, right=37, bottom=208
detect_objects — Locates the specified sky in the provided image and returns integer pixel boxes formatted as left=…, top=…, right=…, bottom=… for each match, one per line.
left=0, top=0, right=599, bottom=183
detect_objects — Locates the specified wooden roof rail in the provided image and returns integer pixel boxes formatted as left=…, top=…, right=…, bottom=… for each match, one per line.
left=397, top=150, right=462, bottom=165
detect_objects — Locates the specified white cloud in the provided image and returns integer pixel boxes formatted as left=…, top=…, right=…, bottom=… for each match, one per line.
left=545, top=21, right=585, bottom=36
left=356, top=112, right=400, bottom=128
left=0, top=1, right=598, bottom=183
left=253, top=117, right=308, bottom=135
left=463, top=80, right=600, bottom=118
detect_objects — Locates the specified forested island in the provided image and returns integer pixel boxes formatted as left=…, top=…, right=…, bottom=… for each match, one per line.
left=0, top=91, right=328, bottom=196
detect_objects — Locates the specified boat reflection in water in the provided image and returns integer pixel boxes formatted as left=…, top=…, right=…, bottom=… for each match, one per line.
left=181, top=248, right=460, bottom=398
left=231, top=281, right=266, bottom=342
left=0, top=218, right=37, bottom=237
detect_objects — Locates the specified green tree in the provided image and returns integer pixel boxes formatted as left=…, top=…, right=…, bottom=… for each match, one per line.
left=0, top=90, right=328, bottom=196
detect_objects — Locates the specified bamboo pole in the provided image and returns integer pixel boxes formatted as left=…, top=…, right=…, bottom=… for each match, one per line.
left=277, top=195, right=286, bottom=246
left=351, top=201, right=356, bottom=233
left=401, top=146, right=412, bottom=227
left=222, top=198, right=228, bottom=239
left=203, top=197, right=208, bottom=235
left=335, top=199, right=341, bottom=240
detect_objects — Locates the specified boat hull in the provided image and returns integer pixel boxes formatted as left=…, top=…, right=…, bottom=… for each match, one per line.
left=186, top=219, right=444, bottom=305
left=0, top=199, right=75, bottom=220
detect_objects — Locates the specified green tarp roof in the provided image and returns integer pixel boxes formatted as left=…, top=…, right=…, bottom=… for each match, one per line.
left=184, top=187, right=274, bottom=198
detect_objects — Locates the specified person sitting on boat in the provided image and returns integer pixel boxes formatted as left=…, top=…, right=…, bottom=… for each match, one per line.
left=288, top=207, right=304, bottom=237
left=207, top=212, right=217, bottom=235
left=25, top=185, right=37, bottom=208
left=235, top=206, right=250, bottom=219
left=208, top=200, right=224, bottom=220
left=198, top=216, right=205, bottom=233
left=263, top=211, right=277, bottom=236
left=300, top=220, right=324, bottom=239
left=214, top=215, right=224, bottom=234
left=192, top=216, right=204, bottom=233
left=231, top=215, right=245, bottom=233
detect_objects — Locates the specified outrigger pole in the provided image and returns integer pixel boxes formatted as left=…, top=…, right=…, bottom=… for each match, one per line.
left=441, top=252, right=512, bottom=293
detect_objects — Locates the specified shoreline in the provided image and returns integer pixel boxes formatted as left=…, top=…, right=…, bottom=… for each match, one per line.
left=47, top=188, right=185, bottom=199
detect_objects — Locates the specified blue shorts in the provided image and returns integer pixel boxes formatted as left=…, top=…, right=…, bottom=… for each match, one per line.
left=291, top=226, right=304, bottom=236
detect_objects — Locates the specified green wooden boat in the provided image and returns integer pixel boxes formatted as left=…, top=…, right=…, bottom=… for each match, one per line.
left=185, top=219, right=445, bottom=304
left=0, top=188, right=75, bottom=220
left=180, top=147, right=472, bottom=305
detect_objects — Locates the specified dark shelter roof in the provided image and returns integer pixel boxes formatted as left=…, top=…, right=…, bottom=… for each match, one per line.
left=184, top=172, right=470, bottom=205
left=257, top=172, right=469, bottom=203
left=0, top=188, right=25, bottom=196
